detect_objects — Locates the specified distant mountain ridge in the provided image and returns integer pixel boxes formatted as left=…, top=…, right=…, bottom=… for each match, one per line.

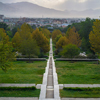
left=0, top=1, right=100, bottom=18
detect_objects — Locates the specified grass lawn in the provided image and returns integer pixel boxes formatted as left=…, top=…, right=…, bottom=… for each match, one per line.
left=0, top=87, right=40, bottom=97
left=0, top=61, right=46, bottom=84
left=56, top=61, right=100, bottom=84
left=60, top=87, right=100, bottom=98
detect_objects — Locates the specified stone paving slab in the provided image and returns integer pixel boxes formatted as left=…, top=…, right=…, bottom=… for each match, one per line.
left=63, top=84, right=100, bottom=88
left=62, top=98, right=100, bottom=100
left=0, top=97, right=38, bottom=100
left=0, top=84, right=35, bottom=87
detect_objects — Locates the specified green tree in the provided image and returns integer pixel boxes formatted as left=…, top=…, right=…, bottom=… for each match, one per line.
left=0, top=22, right=8, bottom=30
left=79, top=18, right=95, bottom=52
left=12, top=23, right=32, bottom=51
left=89, top=19, right=100, bottom=54
left=12, top=27, right=17, bottom=37
left=0, top=28, right=15, bottom=72
left=20, top=39, right=39, bottom=60
left=61, top=44, right=80, bottom=58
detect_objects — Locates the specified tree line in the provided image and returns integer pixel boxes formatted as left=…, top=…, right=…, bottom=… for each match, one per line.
left=52, top=18, right=100, bottom=58
left=0, top=23, right=51, bottom=71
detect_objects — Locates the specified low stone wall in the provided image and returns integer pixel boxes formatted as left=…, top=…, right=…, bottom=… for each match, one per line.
left=16, top=58, right=47, bottom=61
left=56, top=58, right=99, bottom=61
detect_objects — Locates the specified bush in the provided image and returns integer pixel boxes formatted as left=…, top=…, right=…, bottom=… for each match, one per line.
left=87, top=53, right=98, bottom=59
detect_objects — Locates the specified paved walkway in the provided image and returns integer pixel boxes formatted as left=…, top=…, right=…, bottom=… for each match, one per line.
left=0, top=84, right=35, bottom=87
left=63, top=84, right=100, bottom=88
left=46, top=57, right=54, bottom=98
left=62, top=98, right=100, bottom=100
left=0, top=97, right=38, bottom=100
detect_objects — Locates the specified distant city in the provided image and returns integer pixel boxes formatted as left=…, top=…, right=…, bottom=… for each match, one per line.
left=0, top=15, right=86, bottom=30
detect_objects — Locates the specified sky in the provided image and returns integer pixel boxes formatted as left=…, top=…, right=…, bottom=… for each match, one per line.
left=0, top=0, right=100, bottom=11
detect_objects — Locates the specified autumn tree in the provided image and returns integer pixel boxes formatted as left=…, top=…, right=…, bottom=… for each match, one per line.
left=52, top=29, right=62, bottom=42
left=56, top=36, right=69, bottom=49
left=55, top=36, right=69, bottom=54
left=61, top=44, right=80, bottom=58
left=89, top=19, right=100, bottom=54
left=32, top=28, right=50, bottom=55
left=66, top=27, right=81, bottom=47
left=12, top=32, right=21, bottom=51
left=0, top=28, right=15, bottom=72
left=12, top=23, right=32, bottom=51
left=54, top=34, right=62, bottom=44
left=41, top=28, right=51, bottom=39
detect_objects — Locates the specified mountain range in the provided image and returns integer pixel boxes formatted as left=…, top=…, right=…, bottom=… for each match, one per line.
left=0, top=1, right=100, bottom=18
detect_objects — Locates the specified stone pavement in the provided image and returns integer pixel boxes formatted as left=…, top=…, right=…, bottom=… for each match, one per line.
left=0, top=84, right=35, bottom=87
left=0, top=97, right=100, bottom=100
left=0, top=97, right=38, bottom=100
left=59, top=84, right=100, bottom=89
left=61, top=98, right=100, bottom=100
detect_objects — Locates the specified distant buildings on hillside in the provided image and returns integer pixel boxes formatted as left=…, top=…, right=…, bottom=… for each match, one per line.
left=0, top=15, right=86, bottom=29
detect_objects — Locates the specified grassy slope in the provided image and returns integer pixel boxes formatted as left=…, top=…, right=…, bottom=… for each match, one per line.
left=56, top=61, right=100, bottom=84
left=0, top=61, right=46, bottom=84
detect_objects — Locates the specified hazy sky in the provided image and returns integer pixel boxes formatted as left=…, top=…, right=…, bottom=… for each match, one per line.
left=0, top=0, right=100, bottom=11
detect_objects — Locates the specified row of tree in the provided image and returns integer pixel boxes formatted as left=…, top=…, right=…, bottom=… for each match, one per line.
left=0, top=23, right=51, bottom=71
left=52, top=18, right=100, bottom=58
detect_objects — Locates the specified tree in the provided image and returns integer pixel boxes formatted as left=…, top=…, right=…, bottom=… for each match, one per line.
left=12, top=32, right=21, bottom=51
left=79, top=18, right=95, bottom=52
left=56, top=36, right=69, bottom=49
left=54, top=34, right=62, bottom=44
left=12, top=23, right=32, bottom=51
left=89, top=19, right=100, bottom=54
left=32, top=28, right=50, bottom=53
left=0, top=28, right=15, bottom=72
left=0, top=22, right=8, bottom=30
left=61, top=44, right=80, bottom=58
left=52, top=29, right=62, bottom=41
left=66, top=27, right=81, bottom=47
left=12, top=27, right=17, bottom=37
left=17, top=23, right=32, bottom=41
left=20, top=39, right=39, bottom=60
left=56, top=36, right=69, bottom=55
left=41, top=28, right=51, bottom=39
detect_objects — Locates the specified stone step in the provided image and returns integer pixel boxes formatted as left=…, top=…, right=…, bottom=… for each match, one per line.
left=47, top=86, right=54, bottom=89
left=48, top=69, right=53, bottom=75
left=47, top=75, right=53, bottom=86
left=46, top=90, right=54, bottom=98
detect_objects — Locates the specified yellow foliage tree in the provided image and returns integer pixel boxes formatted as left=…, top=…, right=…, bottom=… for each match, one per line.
left=56, top=36, right=69, bottom=49
left=66, top=27, right=81, bottom=47
left=89, top=19, right=100, bottom=53
left=32, top=28, right=50, bottom=53
left=12, top=23, right=32, bottom=51
left=41, top=28, right=51, bottom=39
left=12, top=32, right=21, bottom=51
left=52, top=29, right=62, bottom=41
left=0, top=28, right=15, bottom=71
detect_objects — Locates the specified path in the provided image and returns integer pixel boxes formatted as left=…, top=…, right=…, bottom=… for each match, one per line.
left=39, top=38, right=60, bottom=100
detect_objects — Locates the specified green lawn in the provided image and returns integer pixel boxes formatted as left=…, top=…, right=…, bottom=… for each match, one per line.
left=56, top=61, right=100, bottom=84
left=0, top=87, right=40, bottom=97
left=60, top=87, right=100, bottom=98
left=0, top=61, right=46, bottom=84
